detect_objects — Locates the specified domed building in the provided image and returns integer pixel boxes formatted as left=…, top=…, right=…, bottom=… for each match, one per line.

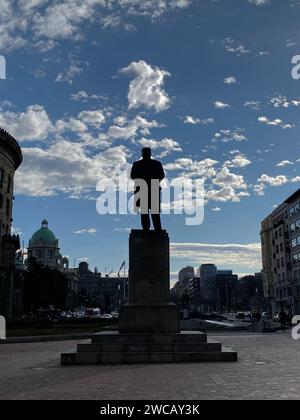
left=28, top=220, right=68, bottom=270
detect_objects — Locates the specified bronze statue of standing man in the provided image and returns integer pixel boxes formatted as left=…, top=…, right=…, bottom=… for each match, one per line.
left=131, top=148, right=165, bottom=231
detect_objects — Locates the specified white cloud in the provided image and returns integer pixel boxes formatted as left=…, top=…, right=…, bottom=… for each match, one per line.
left=244, top=101, right=261, bottom=110
left=224, top=76, right=237, bottom=85
left=258, top=116, right=294, bottom=129
left=214, top=101, right=230, bottom=109
left=270, top=94, right=300, bottom=108
left=165, top=158, right=218, bottom=178
left=14, top=141, right=130, bottom=198
left=120, top=60, right=171, bottom=111
left=170, top=242, right=262, bottom=270
left=138, top=137, right=182, bottom=155
left=213, top=128, right=247, bottom=143
left=184, top=116, right=214, bottom=125
left=254, top=173, right=288, bottom=195
left=277, top=160, right=294, bottom=167
left=248, top=0, right=270, bottom=6
left=212, top=167, right=248, bottom=190
left=70, top=91, right=107, bottom=102
left=225, top=154, right=252, bottom=168
left=0, top=104, right=53, bottom=141
left=107, top=115, right=160, bottom=140
left=0, top=0, right=192, bottom=51
left=222, top=38, right=251, bottom=55
left=73, top=228, right=98, bottom=235
left=55, top=57, right=86, bottom=84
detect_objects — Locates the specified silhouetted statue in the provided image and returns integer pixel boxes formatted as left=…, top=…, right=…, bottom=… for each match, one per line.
left=131, top=148, right=165, bottom=231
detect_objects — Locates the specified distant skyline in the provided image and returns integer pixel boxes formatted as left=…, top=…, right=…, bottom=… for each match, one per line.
left=1, top=0, right=300, bottom=281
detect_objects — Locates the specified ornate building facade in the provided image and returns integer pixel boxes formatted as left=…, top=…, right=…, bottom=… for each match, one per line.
left=0, top=128, right=23, bottom=320
left=28, top=220, right=67, bottom=270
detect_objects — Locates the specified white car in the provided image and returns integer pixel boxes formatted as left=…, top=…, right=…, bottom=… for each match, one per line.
left=100, top=314, right=113, bottom=319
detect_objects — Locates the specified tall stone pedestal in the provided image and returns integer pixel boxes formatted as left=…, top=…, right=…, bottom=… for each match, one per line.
left=61, top=230, right=237, bottom=365
left=119, top=230, right=180, bottom=334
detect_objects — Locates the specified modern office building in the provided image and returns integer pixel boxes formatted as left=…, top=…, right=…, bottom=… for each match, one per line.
left=216, top=270, right=238, bottom=313
left=261, top=188, right=300, bottom=314
left=199, top=264, right=217, bottom=310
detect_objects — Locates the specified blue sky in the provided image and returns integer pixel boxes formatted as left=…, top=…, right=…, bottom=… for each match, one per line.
left=1, top=0, right=300, bottom=281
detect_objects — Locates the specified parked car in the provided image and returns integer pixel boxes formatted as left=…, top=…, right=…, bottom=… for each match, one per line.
left=100, top=314, right=113, bottom=319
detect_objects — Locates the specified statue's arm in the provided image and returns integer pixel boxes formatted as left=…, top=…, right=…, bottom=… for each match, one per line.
left=159, top=162, right=165, bottom=181
left=131, top=163, right=138, bottom=180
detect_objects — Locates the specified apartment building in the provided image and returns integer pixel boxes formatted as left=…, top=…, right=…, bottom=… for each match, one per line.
left=261, top=189, right=300, bottom=314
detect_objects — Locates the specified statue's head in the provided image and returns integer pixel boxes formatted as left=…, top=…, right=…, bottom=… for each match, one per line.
left=142, top=147, right=152, bottom=160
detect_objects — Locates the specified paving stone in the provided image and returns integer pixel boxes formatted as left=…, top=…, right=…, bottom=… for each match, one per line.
left=0, top=333, right=299, bottom=400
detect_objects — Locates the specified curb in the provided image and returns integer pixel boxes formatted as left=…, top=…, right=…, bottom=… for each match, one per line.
left=0, top=333, right=93, bottom=344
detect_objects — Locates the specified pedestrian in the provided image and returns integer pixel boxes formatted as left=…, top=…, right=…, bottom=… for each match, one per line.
left=279, top=310, right=287, bottom=333
left=287, top=309, right=293, bottom=329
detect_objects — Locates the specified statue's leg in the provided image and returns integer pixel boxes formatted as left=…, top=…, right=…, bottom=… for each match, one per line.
left=141, top=213, right=150, bottom=231
left=152, top=214, right=162, bottom=231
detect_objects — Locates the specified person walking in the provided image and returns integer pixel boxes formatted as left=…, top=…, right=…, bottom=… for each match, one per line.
left=279, top=310, right=287, bottom=333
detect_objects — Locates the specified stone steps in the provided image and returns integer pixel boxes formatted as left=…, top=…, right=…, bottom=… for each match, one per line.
left=91, top=331, right=207, bottom=344
left=61, top=331, right=237, bottom=365
left=77, top=341, right=222, bottom=353
left=62, top=347, right=237, bottom=365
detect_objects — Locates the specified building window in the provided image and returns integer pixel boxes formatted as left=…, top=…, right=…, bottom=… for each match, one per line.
left=0, top=194, right=3, bottom=209
left=37, top=249, right=43, bottom=259
left=6, top=199, right=10, bottom=217
left=7, top=175, right=11, bottom=194
left=0, top=168, right=4, bottom=188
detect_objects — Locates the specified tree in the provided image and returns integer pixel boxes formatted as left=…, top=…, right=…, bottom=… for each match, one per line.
left=23, top=258, right=68, bottom=312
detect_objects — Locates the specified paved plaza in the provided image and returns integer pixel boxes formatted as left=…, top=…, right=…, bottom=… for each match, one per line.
left=0, top=332, right=299, bottom=400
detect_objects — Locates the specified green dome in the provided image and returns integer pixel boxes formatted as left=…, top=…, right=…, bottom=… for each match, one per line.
left=30, top=220, right=57, bottom=244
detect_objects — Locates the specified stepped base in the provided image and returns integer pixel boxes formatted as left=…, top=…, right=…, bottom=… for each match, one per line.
left=119, top=303, right=180, bottom=334
left=61, top=331, right=237, bottom=365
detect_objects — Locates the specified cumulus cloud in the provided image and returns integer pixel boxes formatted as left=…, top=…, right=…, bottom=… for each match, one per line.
left=107, top=115, right=160, bottom=140
left=269, top=94, right=300, bottom=108
left=0, top=0, right=192, bottom=51
left=184, top=116, right=214, bottom=125
left=254, top=174, right=288, bottom=195
left=120, top=60, right=171, bottom=111
left=224, top=76, right=237, bottom=85
left=0, top=104, right=53, bottom=141
left=214, top=101, right=230, bottom=109
left=138, top=138, right=182, bottom=156
left=224, top=154, right=252, bottom=168
left=258, top=116, right=294, bottom=129
left=276, top=160, right=294, bottom=167
left=213, top=128, right=247, bottom=143
left=14, top=141, right=130, bottom=198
